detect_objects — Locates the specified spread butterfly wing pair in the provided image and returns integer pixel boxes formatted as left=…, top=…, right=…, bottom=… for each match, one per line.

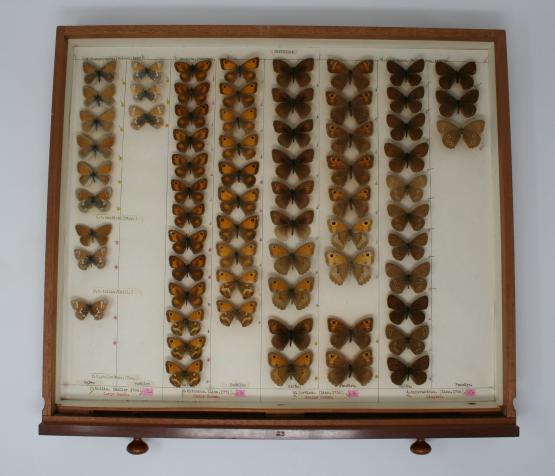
left=171, top=178, right=208, bottom=204
left=387, top=355, right=429, bottom=385
left=175, top=82, right=210, bottom=104
left=274, top=120, right=313, bottom=148
left=169, top=254, right=206, bottom=281
left=220, top=82, right=257, bottom=108
left=168, top=281, right=206, bottom=309
left=386, top=174, right=427, bottom=202
left=386, top=262, right=430, bottom=293
left=172, top=153, right=208, bottom=179
left=77, top=160, right=112, bottom=185
left=220, top=107, right=256, bottom=133
left=219, top=161, right=259, bottom=187
left=436, top=61, right=476, bottom=90
left=385, top=324, right=429, bottom=355
left=384, top=142, right=428, bottom=173
left=216, top=242, right=257, bottom=269
left=74, top=246, right=107, bottom=270
left=272, top=180, right=314, bottom=209
left=387, top=59, right=424, bottom=86
left=327, top=59, right=373, bottom=91
left=174, top=128, right=208, bottom=152
left=220, top=57, right=259, bottom=82
left=325, top=249, right=374, bottom=285
left=216, top=269, right=258, bottom=299
left=83, top=60, right=117, bottom=84
left=132, top=61, right=164, bottom=81
left=437, top=120, right=485, bottom=149
left=166, top=309, right=204, bottom=336
left=272, top=88, right=313, bottom=118
left=387, top=203, right=429, bottom=231
left=387, top=86, right=424, bottom=114
left=273, top=58, right=314, bottom=87
left=388, top=232, right=428, bottom=261
left=80, top=108, right=115, bottom=132
left=326, top=122, right=372, bottom=153
left=327, top=316, right=373, bottom=349
left=436, top=89, right=479, bottom=118
left=388, top=294, right=428, bottom=325
left=268, top=351, right=313, bottom=386
left=387, top=113, right=426, bottom=141
left=217, top=300, right=257, bottom=327
left=219, top=133, right=258, bottom=159
left=218, top=187, right=259, bottom=214
left=326, top=350, right=373, bottom=386
left=77, top=133, right=115, bottom=158
left=268, top=276, right=314, bottom=310
left=83, top=84, right=116, bottom=107
left=129, top=104, right=165, bottom=129
left=269, top=242, right=315, bottom=275
left=268, top=317, right=313, bottom=350
left=326, top=90, right=371, bottom=124
left=167, top=336, right=206, bottom=360
left=172, top=203, right=204, bottom=228
left=130, top=83, right=161, bottom=102
left=76, top=187, right=112, bottom=212
left=326, top=154, right=373, bottom=186
left=75, top=223, right=112, bottom=246
left=272, top=149, right=313, bottom=180
left=328, top=186, right=370, bottom=217
left=70, top=298, right=107, bottom=320
left=174, top=59, right=212, bottom=82
left=327, top=217, right=371, bottom=250
left=217, top=215, right=259, bottom=242
left=175, top=103, right=209, bottom=129
left=165, top=360, right=202, bottom=387
left=270, top=210, right=314, bottom=240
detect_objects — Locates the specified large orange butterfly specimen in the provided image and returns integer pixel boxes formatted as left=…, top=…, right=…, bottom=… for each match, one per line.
left=217, top=215, right=259, bottom=242
left=80, top=108, right=115, bottom=132
left=75, top=223, right=112, bottom=246
left=436, top=61, right=476, bottom=90
left=76, top=187, right=112, bottom=212
left=130, top=83, right=161, bottom=102
left=384, top=142, right=428, bottom=173
left=166, top=360, right=202, bottom=388
left=77, top=133, right=115, bottom=158
left=217, top=300, right=257, bottom=327
left=172, top=153, right=208, bottom=179
left=272, top=149, right=313, bottom=180
left=436, top=120, right=485, bottom=149
left=77, top=161, right=111, bottom=186
left=220, top=82, right=257, bottom=108
left=326, top=90, right=372, bottom=124
left=174, top=82, right=210, bottom=104
left=219, top=161, right=259, bottom=188
left=327, top=316, right=373, bottom=349
left=325, top=249, right=374, bottom=285
left=387, top=59, right=425, bottom=86
left=273, top=58, right=314, bottom=88
left=174, top=59, right=212, bottom=82
left=83, top=84, right=116, bottom=107
left=387, top=355, right=429, bottom=385
left=268, top=276, right=314, bottom=310
left=436, top=89, right=479, bottom=118
left=268, top=317, right=313, bottom=350
left=166, top=309, right=204, bottom=336
left=268, top=242, right=315, bottom=275
left=167, top=335, right=206, bottom=360
left=220, top=57, right=259, bottom=82
left=268, top=351, right=313, bottom=386
left=328, top=186, right=370, bottom=217
left=218, top=187, right=259, bottom=214
left=326, top=154, right=373, bottom=186
left=74, top=246, right=107, bottom=270
left=387, top=203, right=429, bottom=231
left=327, top=59, right=373, bottom=91
left=168, top=229, right=207, bottom=254
left=271, top=180, right=314, bottom=209
left=386, top=262, right=430, bottom=294
left=272, top=88, right=313, bottom=119
left=216, top=269, right=258, bottom=299
left=388, top=294, right=428, bottom=325
left=172, top=203, right=205, bottom=228
left=175, top=103, right=209, bottom=129
left=129, top=104, right=165, bottom=129
left=132, top=61, right=163, bottom=81
left=387, top=113, right=426, bottom=141
left=386, top=174, right=427, bottom=202
left=171, top=178, right=208, bottom=204
left=388, top=232, right=428, bottom=261
left=326, top=122, right=373, bottom=154
left=327, top=217, right=371, bottom=250
left=387, top=86, right=424, bottom=114
left=386, top=324, right=429, bottom=355
left=169, top=254, right=206, bottom=281
left=168, top=281, right=206, bottom=309
left=216, top=242, right=257, bottom=269
left=273, top=120, right=313, bottom=148
left=270, top=210, right=314, bottom=240
left=82, top=60, right=117, bottom=84
left=220, top=107, right=256, bottom=133
left=70, top=298, right=107, bottom=320
left=219, top=134, right=258, bottom=160
left=326, top=350, right=373, bottom=386
left=174, top=128, right=208, bottom=153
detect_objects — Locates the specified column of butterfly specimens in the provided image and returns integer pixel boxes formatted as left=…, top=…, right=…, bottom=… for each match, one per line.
left=128, top=60, right=166, bottom=131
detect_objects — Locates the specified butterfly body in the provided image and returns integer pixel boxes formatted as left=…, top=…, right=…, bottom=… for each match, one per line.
left=132, top=61, right=163, bottom=81
left=172, top=203, right=205, bottom=228
left=269, top=242, right=315, bottom=275
left=83, top=84, right=116, bottom=107
left=166, top=360, right=202, bottom=387
left=168, top=281, right=206, bottom=309
left=80, top=107, right=115, bottom=132
left=328, top=316, right=373, bottom=349
left=169, top=254, right=206, bottom=281
left=326, top=350, right=373, bottom=386
left=326, top=90, right=371, bottom=124
left=172, top=153, right=208, bottom=179
left=77, top=133, right=115, bottom=158
left=268, top=317, right=313, bottom=350
left=220, top=57, right=259, bottom=82
left=268, top=351, right=313, bottom=386
left=218, top=187, right=259, bottom=214
left=174, top=59, right=212, bottom=82
left=76, top=187, right=112, bottom=212
left=74, top=246, right=108, bottom=270
left=387, top=355, right=429, bottom=385
left=167, top=336, right=206, bottom=360
left=217, top=300, right=257, bottom=327
left=268, top=276, right=314, bottom=310
left=386, top=262, right=430, bottom=293
left=436, top=119, right=485, bottom=149
left=387, top=59, right=424, bottom=86
left=216, top=242, right=257, bottom=269
left=70, top=298, right=107, bottom=320
left=386, top=324, right=429, bottom=355
left=75, top=224, right=112, bottom=247
left=273, top=58, right=314, bottom=87
left=175, top=82, right=210, bottom=104
left=216, top=269, right=258, bottom=299
left=327, top=217, right=372, bottom=250
left=217, top=215, right=259, bottom=242
left=270, top=210, right=314, bottom=240
left=83, top=60, right=117, bottom=84
left=435, top=61, right=476, bottom=90
left=327, top=59, right=373, bottom=91
left=272, top=149, right=313, bottom=180
left=175, top=103, right=209, bottom=129
left=166, top=309, right=204, bottom=336
left=130, top=83, right=161, bottom=102
left=325, top=249, right=374, bottom=285
left=168, top=229, right=207, bottom=254
left=328, top=186, right=370, bottom=217
left=219, top=161, right=259, bottom=187
left=388, top=294, right=428, bottom=325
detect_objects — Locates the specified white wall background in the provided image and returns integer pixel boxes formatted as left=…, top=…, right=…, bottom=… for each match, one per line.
left=1, top=0, right=553, bottom=474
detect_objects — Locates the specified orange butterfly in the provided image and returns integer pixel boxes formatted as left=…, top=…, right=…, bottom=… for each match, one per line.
left=70, top=298, right=107, bottom=320
left=218, top=187, right=259, bottom=214
left=172, top=153, right=208, bottom=179
left=167, top=335, right=206, bottom=360
left=326, top=350, right=373, bottom=386
left=74, top=246, right=107, bottom=270
left=216, top=242, right=257, bottom=269
left=75, top=187, right=112, bottom=212
left=166, top=309, right=204, bottom=336
left=216, top=215, right=259, bottom=242
left=326, top=90, right=371, bottom=124
left=175, top=103, right=209, bottom=129
left=77, top=161, right=111, bottom=185
left=220, top=107, right=256, bottom=133
left=324, top=249, right=374, bottom=285
left=268, top=351, right=313, bottom=386
left=169, top=254, right=206, bottom=281
left=220, top=57, right=259, bottom=82
left=80, top=107, right=115, bottom=132
left=171, top=178, right=208, bottom=204
left=327, top=59, right=373, bottom=91
left=174, top=59, right=212, bottom=82
left=132, top=61, right=163, bottom=81
left=166, top=360, right=202, bottom=388
left=219, top=134, right=258, bottom=160
left=218, top=161, right=259, bottom=188
left=268, top=242, right=315, bottom=275
left=129, top=104, right=165, bottom=129
left=130, top=83, right=161, bottom=102
left=327, top=217, right=371, bottom=250
left=328, top=186, right=370, bottom=218
left=168, top=229, right=207, bottom=254
left=174, top=128, right=208, bottom=153
left=217, top=299, right=257, bottom=327
left=168, top=281, right=206, bottom=309
left=174, top=82, right=210, bottom=104
left=77, top=133, right=115, bottom=158
left=216, top=269, right=258, bottom=299
left=220, top=82, right=257, bottom=108
left=268, top=276, right=314, bottom=310
left=83, top=84, right=115, bottom=107
left=75, top=223, right=112, bottom=246
left=172, top=203, right=205, bottom=228
left=82, top=60, right=116, bottom=84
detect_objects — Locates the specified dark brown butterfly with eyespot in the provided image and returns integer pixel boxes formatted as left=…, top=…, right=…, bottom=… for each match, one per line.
left=166, top=360, right=202, bottom=388
left=388, top=294, right=428, bottom=325
left=436, top=120, right=485, bottom=149
left=75, top=187, right=112, bottom=213
left=171, top=178, right=208, bottom=204
left=174, top=128, right=208, bottom=153
left=82, top=60, right=117, bottom=84
left=83, top=84, right=116, bottom=107
left=326, top=90, right=372, bottom=124
left=387, top=113, right=426, bottom=141
left=132, top=61, right=163, bottom=81
left=130, top=83, right=161, bottom=102
left=77, top=133, right=115, bottom=159
left=436, top=89, right=479, bottom=118
left=172, top=203, right=205, bottom=228
left=326, top=350, right=373, bottom=386
left=326, top=122, right=373, bottom=154
left=220, top=107, right=256, bottom=133
left=217, top=300, right=257, bottom=327
left=387, top=59, right=425, bottom=86
left=271, top=180, right=314, bottom=209
left=388, top=232, right=428, bottom=261
left=436, top=61, right=476, bottom=90
left=166, top=309, right=204, bottom=336
left=172, top=153, right=208, bottom=179
left=327, top=217, right=371, bottom=250
left=219, top=133, right=258, bottom=160
left=272, top=88, right=313, bottom=119
left=77, top=161, right=111, bottom=186
left=168, top=229, right=207, bottom=254
left=74, top=246, right=107, bottom=270
left=270, top=210, right=314, bottom=240
left=386, top=324, right=429, bottom=355
left=268, top=276, right=314, bottom=310
left=268, top=317, right=313, bottom=351
left=169, top=254, right=206, bottom=282
left=387, top=86, right=424, bottom=114
left=386, top=174, right=427, bottom=202
left=326, top=154, right=373, bottom=186
left=327, top=316, right=373, bottom=349
left=268, top=351, right=313, bottom=386
left=388, top=355, right=429, bottom=385
left=80, top=108, right=115, bottom=132
left=268, top=242, right=315, bottom=275
left=218, top=161, right=259, bottom=188
left=129, top=105, right=165, bottom=129
left=325, top=249, right=374, bottom=286
left=174, top=82, right=210, bottom=104
left=220, top=82, right=257, bottom=108
left=272, top=149, right=314, bottom=180
left=174, top=59, right=212, bottom=82
left=327, top=59, right=373, bottom=91
left=75, top=223, right=112, bottom=247
left=175, top=103, right=209, bottom=129
left=216, top=269, right=258, bottom=299
left=218, top=187, right=259, bottom=214
left=387, top=203, right=430, bottom=232
left=168, top=281, right=206, bottom=309
left=216, top=215, right=259, bottom=242
left=70, top=298, right=108, bottom=320
left=216, top=242, right=257, bottom=269
left=167, top=336, right=206, bottom=360
left=220, top=57, right=259, bottom=82
left=273, top=120, right=313, bottom=148
left=273, top=58, right=314, bottom=88
left=384, top=142, right=428, bottom=173
left=328, top=186, right=371, bottom=218
left=386, top=262, right=430, bottom=294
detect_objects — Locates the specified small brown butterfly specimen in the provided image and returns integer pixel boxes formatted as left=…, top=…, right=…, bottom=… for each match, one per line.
left=268, top=317, right=313, bottom=350
left=129, top=104, right=165, bottom=129
left=171, top=178, right=208, bottom=204
left=387, top=86, right=424, bottom=114
left=268, top=276, right=314, bottom=310
left=326, top=154, right=373, bottom=186
left=76, top=187, right=112, bottom=212
left=387, top=113, right=426, bottom=141
left=386, top=262, right=430, bottom=294
left=175, top=82, right=210, bottom=104
left=328, top=316, right=373, bottom=349
left=168, top=229, right=207, bottom=254
left=219, top=134, right=258, bottom=160
left=217, top=299, right=257, bottom=327
left=387, top=59, right=425, bottom=86
left=272, top=149, right=313, bottom=180
left=327, top=59, right=373, bottom=91
left=326, top=350, right=373, bottom=386
left=130, top=83, right=161, bottom=102
left=74, top=246, right=107, bottom=270
left=436, top=89, right=479, bottom=118
left=75, top=223, right=112, bottom=246
left=220, top=57, right=259, bottom=82
left=166, top=360, right=202, bottom=387
left=272, top=88, right=313, bottom=119
left=387, top=355, right=429, bottom=385
left=388, top=232, right=428, bottom=261
left=271, top=180, right=314, bottom=209
left=273, top=58, right=314, bottom=88
left=132, top=61, right=163, bottom=81
left=216, top=242, right=257, bottom=269
left=326, top=90, right=372, bottom=124
left=219, top=161, right=259, bottom=188
left=168, top=281, right=206, bottom=309
left=269, top=242, right=315, bottom=275
left=174, top=59, right=212, bottom=82
left=218, top=187, right=259, bottom=214
left=80, top=108, right=115, bottom=132
left=216, top=269, right=258, bottom=299
left=386, top=324, right=429, bottom=355
left=328, top=186, right=370, bottom=217
left=388, top=294, right=428, bottom=325
left=167, top=335, right=206, bottom=360
left=217, top=215, right=259, bottom=242
left=77, top=161, right=111, bottom=186
left=270, top=210, right=314, bottom=240
left=387, top=203, right=429, bottom=231
left=166, top=309, right=204, bottom=336
left=172, top=153, right=208, bottom=179
left=386, top=174, right=427, bottom=202
left=70, top=298, right=107, bottom=320
left=327, top=217, right=371, bottom=250
left=325, top=249, right=374, bottom=285
left=220, top=107, right=256, bottom=133
left=220, top=82, right=257, bottom=108
left=175, top=103, right=209, bottom=129
left=77, top=133, right=115, bottom=158
left=169, top=254, right=206, bottom=281
left=384, top=142, right=428, bottom=173
left=268, top=351, right=313, bottom=386
left=437, top=119, right=485, bottom=149
left=273, top=120, right=313, bottom=148
left=436, top=61, right=476, bottom=90
left=83, top=60, right=117, bottom=84
left=326, top=122, right=373, bottom=154
left=83, top=84, right=116, bottom=107
left=172, top=203, right=205, bottom=228
left=174, top=128, right=208, bottom=152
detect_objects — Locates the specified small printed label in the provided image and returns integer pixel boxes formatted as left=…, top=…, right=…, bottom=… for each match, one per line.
left=346, top=389, right=359, bottom=398
left=140, top=387, right=154, bottom=397
left=464, top=387, right=477, bottom=397
left=234, top=388, right=246, bottom=397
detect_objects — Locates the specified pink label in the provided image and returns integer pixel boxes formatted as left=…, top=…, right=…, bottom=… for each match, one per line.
left=346, top=389, right=359, bottom=398
left=140, top=387, right=154, bottom=397
left=234, top=388, right=246, bottom=397
left=464, top=387, right=476, bottom=397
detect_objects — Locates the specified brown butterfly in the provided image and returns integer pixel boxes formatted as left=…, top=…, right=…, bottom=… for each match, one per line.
left=130, top=83, right=161, bottom=102
left=168, top=229, right=207, bottom=254
left=171, top=178, right=208, bottom=204
left=168, top=281, right=206, bottom=309
left=269, top=242, right=315, bottom=275
left=327, top=59, right=373, bottom=91
left=219, top=134, right=258, bottom=160
left=326, top=350, right=373, bottom=386
left=270, top=210, right=314, bottom=240
left=387, top=355, right=429, bottom=385
left=268, top=317, right=313, bottom=350
left=386, top=324, right=429, bottom=355
left=386, top=262, right=430, bottom=293
left=83, top=84, right=116, bottom=107
left=172, top=153, right=208, bottom=179
left=325, top=249, right=374, bottom=285
left=436, top=89, right=479, bottom=118
left=273, top=58, right=314, bottom=88
left=74, top=246, right=107, bottom=270
left=272, top=88, right=313, bottom=119
left=268, top=351, right=313, bottom=386
left=384, top=142, right=428, bottom=173
left=129, top=104, right=165, bottom=129
left=83, top=60, right=116, bottom=84
left=216, top=269, right=258, bottom=299
left=70, top=298, right=107, bottom=320
left=220, top=57, right=259, bottom=82
left=76, top=187, right=112, bottom=212
left=388, top=203, right=429, bottom=231
left=80, top=108, right=115, bottom=132
left=326, top=90, right=372, bottom=124
left=326, top=122, right=372, bottom=153
left=175, top=82, right=210, bottom=104
left=272, top=180, right=314, bottom=209
left=175, top=103, right=209, bottom=129
left=216, top=242, right=257, bottom=269
left=388, top=232, right=428, bottom=261
left=327, top=217, right=371, bottom=250
left=388, top=294, right=428, bottom=325
left=174, top=128, right=208, bottom=152
left=268, top=276, right=314, bottom=310
left=132, top=61, right=163, bottom=81
left=217, top=215, right=259, bottom=242
left=75, top=223, right=112, bottom=246
left=166, top=360, right=202, bottom=388
left=386, top=174, right=427, bottom=202
left=218, top=187, right=259, bottom=214
left=219, top=161, right=259, bottom=188
left=220, top=82, right=257, bottom=108
left=77, top=133, right=115, bottom=158
left=169, top=254, right=206, bottom=281
left=387, top=59, right=425, bottom=86
left=272, top=149, right=313, bottom=180
left=174, top=59, right=212, bottom=82
left=387, top=113, right=425, bottom=141
left=273, top=120, right=313, bottom=148
left=387, top=86, right=424, bottom=114
left=166, top=309, right=204, bottom=336
left=326, top=154, right=373, bottom=186
left=220, top=107, right=256, bottom=133
left=217, top=299, right=257, bottom=327
left=327, top=316, right=373, bottom=349
left=167, top=336, right=206, bottom=360
left=77, top=161, right=111, bottom=186
left=328, top=186, right=370, bottom=218
left=436, top=61, right=476, bottom=90
left=172, top=203, right=205, bottom=228
left=436, top=119, right=485, bottom=149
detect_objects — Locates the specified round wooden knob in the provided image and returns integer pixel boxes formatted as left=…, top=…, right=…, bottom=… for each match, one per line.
left=410, top=438, right=431, bottom=455
left=127, top=437, right=149, bottom=455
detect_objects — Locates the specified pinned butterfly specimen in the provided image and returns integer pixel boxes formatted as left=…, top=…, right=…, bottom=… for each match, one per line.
left=174, top=59, right=212, bottom=82
left=268, top=276, right=314, bottom=310
left=174, top=128, right=208, bottom=152
left=216, top=269, right=258, bottom=299
left=273, top=120, right=313, bottom=148
left=166, top=360, right=202, bottom=388
left=327, top=217, right=371, bottom=250
left=272, top=149, right=313, bottom=180
left=387, top=59, right=425, bottom=86
left=220, top=82, right=257, bottom=108
left=82, top=60, right=116, bottom=84
left=166, top=309, right=204, bottom=336
left=386, top=174, right=427, bottom=202
left=273, top=58, right=314, bottom=88
left=217, top=215, right=259, bottom=242
left=386, top=324, right=429, bottom=355
left=169, top=254, right=206, bottom=281
left=83, top=84, right=116, bottom=107
left=326, top=90, right=372, bottom=124
left=387, top=203, right=429, bottom=231
left=168, top=281, right=206, bottom=309
left=216, top=242, right=257, bottom=269
left=75, top=223, right=112, bottom=246
left=387, top=86, right=424, bottom=114
left=388, top=294, right=428, bottom=325
left=268, top=351, right=313, bottom=386
left=171, top=178, right=208, bottom=204
left=272, top=88, right=313, bottom=119
left=77, top=133, right=115, bottom=158
left=172, top=153, right=208, bottom=179
left=129, top=104, right=165, bottom=129
left=175, top=103, right=209, bottom=129
left=327, top=154, right=373, bottom=186
left=270, top=210, right=314, bottom=240
left=167, top=335, right=206, bottom=360
left=219, top=161, right=259, bottom=187
left=74, top=246, right=107, bottom=270
left=327, top=316, right=373, bottom=349
left=174, top=82, right=210, bottom=104
left=328, top=186, right=370, bottom=218
left=168, top=229, right=207, bottom=254
left=436, top=89, right=479, bottom=118
left=80, top=108, right=115, bottom=132
left=436, top=119, right=485, bottom=149
left=326, top=350, right=373, bottom=386
left=325, top=249, right=374, bottom=285
left=388, top=232, right=428, bottom=261
left=327, top=59, right=373, bottom=91
left=172, top=203, right=205, bottom=228
left=384, top=142, right=428, bottom=173
left=77, top=161, right=111, bottom=185
left=218, top=187, right=259, bottom=214
left=387, top=355, right=429, bottom=385
left=436, top=61, right=476, bottom=90
left=219, top=134, right=258, bottom=160
left=217, top=300, right=257, bottom=327
left=269, top=242, right=315, bottom=275
left=220, top=57, right=259, bottom=82
left=386, top=261, right=430, bottom=294
left=271, top=180, right=314, bottom=209
left=387, top=113, right=425, bottom=141
left=132, top=61, right=163, bottom=81
left=70, top=298, right=107, bottom=320
left=75, top=187, right=112, bottom=212
left=268, top=317, right=313, bottom=350
left=220, top=107, right=256, bottom=133
left=130, top=83, right=161, bottom=102
left=326, top=122, right=373, bottom=154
